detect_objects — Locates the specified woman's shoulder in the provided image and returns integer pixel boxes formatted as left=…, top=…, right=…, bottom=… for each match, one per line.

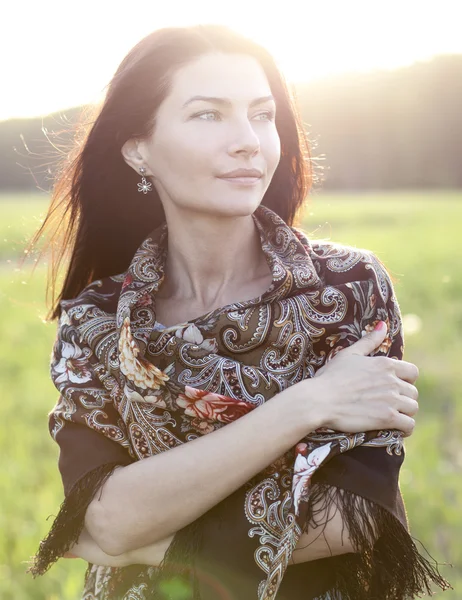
left=292, top=226, right=390, bottom=288
left=309, top=237, right=377, bottom=267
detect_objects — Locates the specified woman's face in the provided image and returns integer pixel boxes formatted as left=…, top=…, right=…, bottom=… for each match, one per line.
left=135, top=52, right=281, bottom=218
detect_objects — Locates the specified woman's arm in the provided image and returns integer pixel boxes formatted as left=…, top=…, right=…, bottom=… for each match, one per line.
left=86, top=385, right=322, bottom=556
left=86, top=326, right=399, bottom=557
left=64, top=526, right=134, bottom=568
left=65, top=525, right=175, bottom=568
left=70, top=503, right=356, bottom=568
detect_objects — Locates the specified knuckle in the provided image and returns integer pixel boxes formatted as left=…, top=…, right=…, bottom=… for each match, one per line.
left=375, top=356, right=390, bottom=370
left=383, top=357, right=394, bottom=372
left=383, top=405, right=396, bottom=424
left=390, top=379, right=401, bottom=396
left=390, top=405, right=398, bottom=420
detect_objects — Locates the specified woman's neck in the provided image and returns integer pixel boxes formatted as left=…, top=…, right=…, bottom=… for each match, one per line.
left=156, top=209, right=271, bottom=308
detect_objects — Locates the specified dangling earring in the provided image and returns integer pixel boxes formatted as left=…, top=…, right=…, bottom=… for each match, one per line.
left=137, top=167, right=153, bottom=194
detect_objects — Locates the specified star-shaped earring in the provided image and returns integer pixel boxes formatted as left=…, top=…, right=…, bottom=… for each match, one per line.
left=137, top=166, right=153, bottom=194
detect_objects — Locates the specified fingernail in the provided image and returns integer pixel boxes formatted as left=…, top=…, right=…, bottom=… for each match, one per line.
left=374, top=321, right=385, bottom=331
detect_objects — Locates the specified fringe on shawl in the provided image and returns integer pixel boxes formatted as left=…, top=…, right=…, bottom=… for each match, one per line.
left=142, top=515, right=205, bottom=599
left=303, top=482, right=453, bottom=600
left=26, top=460, right=209, bottom=598
left=144, top=482, right=453, bottom=600
left=27, top=465, right=453, bottom=599
left=26, top=462, right=126, bottom=578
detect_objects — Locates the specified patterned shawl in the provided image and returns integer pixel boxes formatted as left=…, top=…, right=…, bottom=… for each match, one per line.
left=28, top=205, right=449, bottom=599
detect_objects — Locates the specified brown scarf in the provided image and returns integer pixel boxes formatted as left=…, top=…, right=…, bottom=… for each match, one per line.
left=28, top=205, right=450, bottom=599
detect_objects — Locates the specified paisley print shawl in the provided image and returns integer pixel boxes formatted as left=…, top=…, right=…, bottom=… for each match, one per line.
left=28, top=205, right=450, bottom=599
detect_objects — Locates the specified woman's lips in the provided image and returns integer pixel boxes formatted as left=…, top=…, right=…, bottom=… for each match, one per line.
left=217, top=176, right=261, bottom=185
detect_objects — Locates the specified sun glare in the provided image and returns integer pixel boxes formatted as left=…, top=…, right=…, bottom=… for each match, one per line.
left=2, top=0, right=460, bottom=120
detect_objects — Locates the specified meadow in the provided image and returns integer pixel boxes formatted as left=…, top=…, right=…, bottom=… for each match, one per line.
left=1, top=190, right=460, bottom=599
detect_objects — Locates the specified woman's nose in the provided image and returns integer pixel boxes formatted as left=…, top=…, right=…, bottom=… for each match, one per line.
left=227, top=120, right=261, bottom=156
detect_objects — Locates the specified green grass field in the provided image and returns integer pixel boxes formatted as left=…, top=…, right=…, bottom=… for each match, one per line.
left=1, top=191, right=460, bottom=599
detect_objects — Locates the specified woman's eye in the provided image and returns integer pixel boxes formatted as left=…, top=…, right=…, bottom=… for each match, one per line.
left=193, top=110, right=275, bottom=122
left=196, top=111, right=221, bottom=121
left=255, top=111, right=275, bottom=121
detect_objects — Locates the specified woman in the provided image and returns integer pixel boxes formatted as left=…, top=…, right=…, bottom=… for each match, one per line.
left=27, top=24, right=449, bottom=599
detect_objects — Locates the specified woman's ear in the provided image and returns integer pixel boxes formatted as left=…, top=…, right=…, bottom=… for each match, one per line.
left=121, top=139, right=150, bottom=175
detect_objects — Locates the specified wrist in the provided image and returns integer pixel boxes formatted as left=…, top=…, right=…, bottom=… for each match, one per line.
left=278, top=378, right=326, bottom=434
left=303, top=377, right=329, bottom=431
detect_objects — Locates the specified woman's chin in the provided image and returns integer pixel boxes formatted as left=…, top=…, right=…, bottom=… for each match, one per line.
left=217, top=198, right=263, bottom=217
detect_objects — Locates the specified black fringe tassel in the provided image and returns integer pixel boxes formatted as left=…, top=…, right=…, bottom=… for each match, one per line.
left=107, top=481, right=454, bottom=599
left=26, top=462, right=125, bottom=578
left=143, top=514, right=206, bottom=599
left=26, top=467, right=454, bottom=600
left=303, top=482, right=453, bottom=600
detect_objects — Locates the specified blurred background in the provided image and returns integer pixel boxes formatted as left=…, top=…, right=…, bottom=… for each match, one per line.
left=1, top=0, right=461, bottom=598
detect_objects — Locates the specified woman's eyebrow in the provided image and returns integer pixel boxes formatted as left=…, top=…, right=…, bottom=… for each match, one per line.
left=182, top=95, right=275, bottom=109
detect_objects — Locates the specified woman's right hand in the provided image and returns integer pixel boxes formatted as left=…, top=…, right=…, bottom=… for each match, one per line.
left=308, top=321, right=419, bottom=436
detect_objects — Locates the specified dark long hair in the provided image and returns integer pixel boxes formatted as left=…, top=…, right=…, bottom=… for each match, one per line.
left=26, top=24, right=313, bottom=322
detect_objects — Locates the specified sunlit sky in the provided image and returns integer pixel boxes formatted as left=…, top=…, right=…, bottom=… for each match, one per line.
left=2, top=0, right=460, bottom=121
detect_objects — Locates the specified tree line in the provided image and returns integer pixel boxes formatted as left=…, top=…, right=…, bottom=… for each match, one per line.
left=1, top=54, right=460, bottom=192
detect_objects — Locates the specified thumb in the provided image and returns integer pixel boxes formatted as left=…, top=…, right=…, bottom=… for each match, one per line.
left=343, top=320, right=388, bottom=357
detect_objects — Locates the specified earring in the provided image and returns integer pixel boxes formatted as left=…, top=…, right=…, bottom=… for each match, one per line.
left=137, top=167, right=153, bottom=194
